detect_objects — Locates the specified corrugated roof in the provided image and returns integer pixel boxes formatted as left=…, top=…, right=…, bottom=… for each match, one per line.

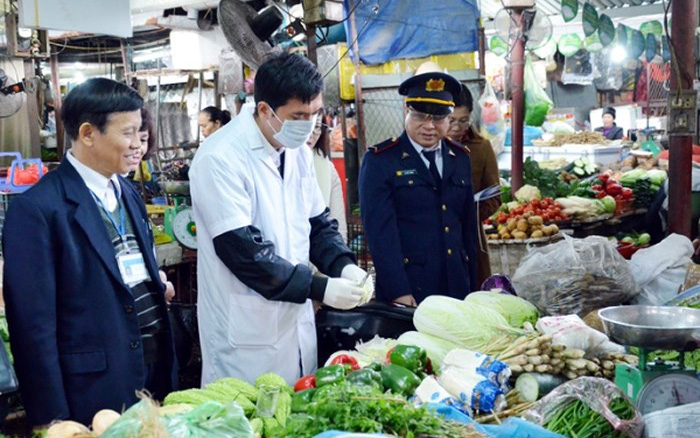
left=478, top=0, right=664, bottom=19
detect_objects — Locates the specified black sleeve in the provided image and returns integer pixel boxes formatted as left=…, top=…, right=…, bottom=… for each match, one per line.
left=213, top=226, right=328, bottom=303
left=309, top=207, right=356, bottom=277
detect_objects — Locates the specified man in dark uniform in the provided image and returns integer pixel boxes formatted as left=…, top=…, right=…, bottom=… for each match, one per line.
left=359, top=72, right=479, bottom=306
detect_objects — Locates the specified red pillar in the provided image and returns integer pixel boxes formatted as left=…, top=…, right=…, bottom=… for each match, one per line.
left=510, top=10, right=525, bottom=191
left=667, top=0, right=698, bottom=237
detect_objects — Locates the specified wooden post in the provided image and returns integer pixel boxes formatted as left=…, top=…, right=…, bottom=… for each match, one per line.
left=24, top=59, right=41, bottom=158
left=49, top=53, right=65, bottom=157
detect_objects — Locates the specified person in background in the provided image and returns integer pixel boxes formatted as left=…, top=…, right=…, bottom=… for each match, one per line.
left=3, top=78, right=176, bottom=427
left=189, top=53, right=370, bottom=386
left=134, top=107, right=176, bottom=301
left=595, top=107, right=624, bottom=140
left=198, top=106, right=231, bottom=139
left=307, top=111, right=348, bottom=242
left=447, top=84, right=501, bottom=287
left=359, top=72, right=479, bottom=306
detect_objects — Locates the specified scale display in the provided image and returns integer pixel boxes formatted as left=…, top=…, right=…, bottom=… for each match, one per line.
left=637, top=374, right=700, bottom=415
left=172, top=207, right=197, bottom=250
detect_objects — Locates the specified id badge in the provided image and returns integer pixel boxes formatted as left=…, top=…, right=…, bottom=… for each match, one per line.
left=117, top=251, right=149, bottom=285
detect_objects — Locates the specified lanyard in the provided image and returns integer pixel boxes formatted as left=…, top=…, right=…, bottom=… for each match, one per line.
left=91, top=182, right=128, bottom=246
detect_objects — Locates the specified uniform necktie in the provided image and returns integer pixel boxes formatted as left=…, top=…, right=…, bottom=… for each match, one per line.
left=422, top=149, right=441, bottom=187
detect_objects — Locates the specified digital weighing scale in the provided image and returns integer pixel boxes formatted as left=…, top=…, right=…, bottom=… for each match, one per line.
left=599, top=305, right=700, bottom=415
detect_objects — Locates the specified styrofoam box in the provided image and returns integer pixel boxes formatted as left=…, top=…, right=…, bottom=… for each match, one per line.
left=497, top=144, right=625, bottom=170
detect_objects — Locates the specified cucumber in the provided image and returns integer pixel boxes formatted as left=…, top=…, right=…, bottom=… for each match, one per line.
left=515, top=373, right=567, bottom=402
left=574, top=159, right=584, bottom=167
left=585, top=163, right=597, bottom=174
left=573, top=166, right=585, bottom=176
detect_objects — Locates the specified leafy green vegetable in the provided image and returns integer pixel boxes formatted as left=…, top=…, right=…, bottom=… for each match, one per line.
left=464, top=291, right=539, bottom=328
left=646, top=169, right=667, bottom=186
left=255, top=373, right=293, bottom=394
left=414, top=295, right=522, bottom=354
left=544, top=397, right=635, bottom=438
left=523, top=158, right=571, bottom=199
left=501, top=185, right=513, bottom=203
left=282, top=382, right=470, bottom=437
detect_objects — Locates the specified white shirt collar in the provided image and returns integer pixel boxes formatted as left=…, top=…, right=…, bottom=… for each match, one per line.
left=254, top=118, right=285, bottom=167
left=66, top=150, right=122, bottom=204
left=407, top=135, right=441, bottom=156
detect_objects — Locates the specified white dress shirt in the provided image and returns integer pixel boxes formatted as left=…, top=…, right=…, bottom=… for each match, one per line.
left=408, top=136, right=443, bottom=177
left=66, top=150, right=122, bottom=211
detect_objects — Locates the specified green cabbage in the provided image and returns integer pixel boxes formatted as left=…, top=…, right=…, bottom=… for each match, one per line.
left=413, top=296, right=522, bottom=354
left=600, top=195, right=616, bottom=214
left=464, top=291, right=540, bottom=328
left=646, top=169, right=667, bottom=186
left=396, top=331, right=458, bottom=369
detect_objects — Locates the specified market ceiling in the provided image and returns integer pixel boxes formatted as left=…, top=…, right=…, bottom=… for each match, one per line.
left=478, top=0, right=665, bottom=19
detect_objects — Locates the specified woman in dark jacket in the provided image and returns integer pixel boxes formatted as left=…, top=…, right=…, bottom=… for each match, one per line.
left=595, top=107, right=624, bottom=140
left=448, top=84, right=501, bottom=287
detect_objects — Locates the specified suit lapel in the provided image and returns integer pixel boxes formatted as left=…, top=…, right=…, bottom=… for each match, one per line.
left=59, top=160, right=130, bottom=293
left=399, top=132, right=434, bottom=187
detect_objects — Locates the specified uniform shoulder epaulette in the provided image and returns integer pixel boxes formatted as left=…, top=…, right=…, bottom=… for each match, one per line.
left=445, top=138, right=470, bottom=154
left=369, top=137, right=400, bottom=154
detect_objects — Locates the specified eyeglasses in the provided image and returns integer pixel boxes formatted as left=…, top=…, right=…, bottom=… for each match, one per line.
left=407, top=108, right=450, bottom=124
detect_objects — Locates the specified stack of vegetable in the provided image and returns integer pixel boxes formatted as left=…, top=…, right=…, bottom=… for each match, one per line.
left=287, top=345, right=488, bottom=437
left=488, top=194, right=569, bottom=226
left=522, top=377, right=643, bottom=438
left=555, top=195, right=616, bottom=221
left=285, top=382, right=486, bottom=437
left=412, top=295, right=530, bottom=358
left=489, top=215, right=561, bottom=241
left=163, top=373, right=291, bottom=437
left=619, top=168, right=667, bottom=208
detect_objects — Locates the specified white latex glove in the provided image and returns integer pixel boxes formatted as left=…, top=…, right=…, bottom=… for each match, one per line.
left=341, top=264, right=368, bottom=282
left=341, top=264, right=375, bottom=304
left=323, top=278, right=364, bottom=310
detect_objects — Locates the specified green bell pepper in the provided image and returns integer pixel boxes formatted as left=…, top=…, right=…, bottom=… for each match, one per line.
left=381, top=364, right=422, bottom=397
left=366, top=362, right=383, bottom=373
left=346, top=368, right=382, bottom=388
left=291, top=388, right=316, bottom=413
left=315, top=364, right=346, bottom=388
left=389, top=344, right=428, bottom=374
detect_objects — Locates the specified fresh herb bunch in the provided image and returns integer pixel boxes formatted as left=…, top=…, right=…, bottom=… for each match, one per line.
left=523, top=158, right=571, bottom=199
left=544, top=397, right=636, bottom=438
left=282, top=382, right=473, bottom=438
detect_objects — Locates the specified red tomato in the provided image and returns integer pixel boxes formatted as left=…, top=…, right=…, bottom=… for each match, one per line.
left=542, top=213, right=551, bottom=221
left=598, top=174, right=610, bottom=183
left=497, top=213, right=508, bottom=224
left=294, top=375, right=316, bottom=392
left=606, top=183, right=623, bottom=196
left=531, top=199, right=541, bottom=208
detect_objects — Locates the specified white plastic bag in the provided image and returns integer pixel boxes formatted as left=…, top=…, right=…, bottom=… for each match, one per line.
left=536, top=315, right=623, bottom=357
left=513, top=235, right=641, bottom=316
left=478, top=82, right=505, bottom=155
left=630, top=234, right=693, bottom=305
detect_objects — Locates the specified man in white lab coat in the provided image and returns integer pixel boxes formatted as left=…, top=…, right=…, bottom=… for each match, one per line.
left=189, top=53, right=371, bottom=385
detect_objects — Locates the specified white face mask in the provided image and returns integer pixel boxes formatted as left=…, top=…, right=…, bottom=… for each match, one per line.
left=267, top=107, right=317, bottom=149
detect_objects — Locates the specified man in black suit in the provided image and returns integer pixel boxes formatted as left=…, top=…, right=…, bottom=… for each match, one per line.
left=3, top=78, right=175, bottom=427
